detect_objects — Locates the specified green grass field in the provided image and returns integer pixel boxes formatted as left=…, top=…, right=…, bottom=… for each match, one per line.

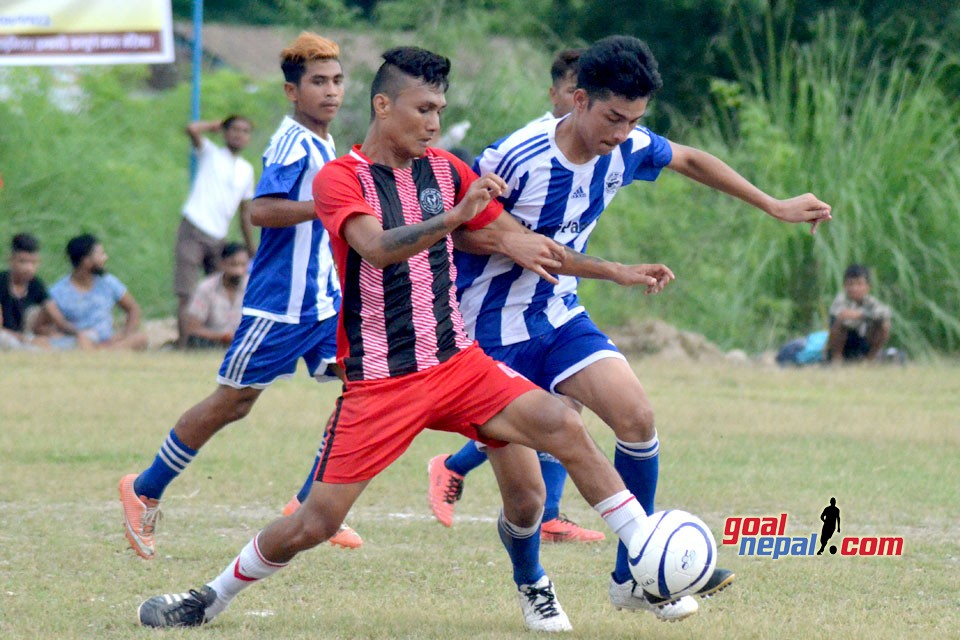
left=0, top=351, right=956, bottom=639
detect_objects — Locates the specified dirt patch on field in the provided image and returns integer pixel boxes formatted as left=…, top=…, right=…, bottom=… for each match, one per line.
left=606, top=318, right=758, bottom=364
left=142, top=317, right=178, bottom=350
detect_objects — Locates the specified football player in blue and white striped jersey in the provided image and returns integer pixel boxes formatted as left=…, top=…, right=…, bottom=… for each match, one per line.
left=428, top=47, right=611, bottom=545
left=438, top=35, right=832, bottom=616
left=120, top=32, right=362, bottom=561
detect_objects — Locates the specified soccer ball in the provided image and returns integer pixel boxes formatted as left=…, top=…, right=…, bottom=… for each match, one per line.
left=627, top=510, right=717, bottom=600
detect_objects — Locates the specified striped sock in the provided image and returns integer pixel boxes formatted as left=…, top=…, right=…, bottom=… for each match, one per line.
left=498, top=508, right=546, bottom=587
left=594, top=490, right=647, bottom=545
left=134, top=429, right=197, bottom=500
left=612, top=433, right=660, bottom=582
left=205, top=533, right=287, bottom=620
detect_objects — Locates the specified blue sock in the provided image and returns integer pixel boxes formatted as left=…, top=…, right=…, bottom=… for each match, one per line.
left=537, top=451, right=567, bottom=522
left=498, top=509, right=545, bottom=587
left=134, top=429, right=198, bottom=501
left=445, top=440, right=489, bottom=476
left=295, top=449, right=322, bottom=504
left=612, top=434, right=660, bottom=583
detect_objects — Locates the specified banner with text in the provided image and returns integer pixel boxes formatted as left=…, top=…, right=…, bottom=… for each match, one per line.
left=0, top=0, right=174, bottom=66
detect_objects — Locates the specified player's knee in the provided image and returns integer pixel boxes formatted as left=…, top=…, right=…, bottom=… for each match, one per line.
left=540, top=402, right=583, bottom=441
left=532, top=404, right=589, bottom=457
left=230, top=396, right=256, bottom=421
left=216, top=388, right=258, bottom=422
left=503, top=481, right=546, bottom=526
left=294, top=511, right=342, bottom=548
left=611, top=402, right=656, bottom=441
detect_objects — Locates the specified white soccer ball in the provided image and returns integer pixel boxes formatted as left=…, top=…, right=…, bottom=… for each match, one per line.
left=627, top=510, right=717, bottom=600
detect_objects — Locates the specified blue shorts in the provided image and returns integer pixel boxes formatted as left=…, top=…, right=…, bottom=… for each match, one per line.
left=217, top=314, right=339, bottom=389
left=481, top=313, right=625, bottom=393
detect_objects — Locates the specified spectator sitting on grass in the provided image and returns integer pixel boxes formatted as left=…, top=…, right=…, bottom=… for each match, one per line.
left=43, top=234, right=148, bottom=351
left=0, top=232, right=77, bottom=350
left=826, top=263, right=892, bottom=363
left=184, top=242, right=249, bottom=349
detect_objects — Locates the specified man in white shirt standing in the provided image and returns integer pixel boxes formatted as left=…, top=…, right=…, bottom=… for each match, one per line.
left=174, top=115, right=256, bottom=349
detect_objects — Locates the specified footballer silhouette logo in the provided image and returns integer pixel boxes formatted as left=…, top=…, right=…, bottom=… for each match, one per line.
left=817, top=497, right=841, bottom=555
left=721, top=497, right=903, bottom=558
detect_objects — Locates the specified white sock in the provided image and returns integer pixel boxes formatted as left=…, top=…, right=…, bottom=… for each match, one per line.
left=205, top=533, right=288, bottom=620
left=593, top=490, right=647, bottom=547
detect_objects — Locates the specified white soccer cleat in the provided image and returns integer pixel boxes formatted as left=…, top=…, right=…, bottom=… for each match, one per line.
left=608, top=577, right=699, bottom=622
left=517, top=576, right=572, bottom=632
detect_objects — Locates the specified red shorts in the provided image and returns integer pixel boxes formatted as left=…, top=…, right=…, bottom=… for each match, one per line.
left=314, top=343, right=538, bottom=483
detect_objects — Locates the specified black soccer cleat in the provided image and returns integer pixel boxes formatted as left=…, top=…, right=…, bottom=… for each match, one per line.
left=695, top=567, right=735, bottom=599
left=137, top=585, right=218, bottom=628
left=646, top=567, right=736, bottom=608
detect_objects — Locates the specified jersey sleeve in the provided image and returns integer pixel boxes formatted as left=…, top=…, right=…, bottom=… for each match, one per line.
left=436, top=148, right=503, bottom=231
left=625, top=127, right=673, bottom=184
left=255, top=157, right=309, bottom=199
left=313, top=160, right=376, bottom=240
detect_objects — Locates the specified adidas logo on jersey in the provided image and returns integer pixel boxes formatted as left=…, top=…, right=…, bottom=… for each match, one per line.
left=570, top=186, right=587, bottom=199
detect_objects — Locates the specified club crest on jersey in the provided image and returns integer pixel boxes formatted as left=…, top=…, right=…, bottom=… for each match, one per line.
left=419, top=188, right=444, bottom=215
left=605, top=172, right=623, bottom=193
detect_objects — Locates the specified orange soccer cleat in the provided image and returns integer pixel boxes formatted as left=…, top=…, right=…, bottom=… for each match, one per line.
left=427, top=454, right=464, bottom=527
left=119, top=474, right=162, bottom=559
left=540, top=514, right=606, bottom=543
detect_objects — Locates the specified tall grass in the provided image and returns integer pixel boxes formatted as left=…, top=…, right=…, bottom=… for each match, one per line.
left=726, top=10, right=960, bottom=356
left=593, top=10, right=960, bottom=356
left=581, top=10, right=960, bottom=356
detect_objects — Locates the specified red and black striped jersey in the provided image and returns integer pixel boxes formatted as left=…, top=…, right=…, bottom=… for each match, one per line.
left=314, top=145, right=502, bottom=382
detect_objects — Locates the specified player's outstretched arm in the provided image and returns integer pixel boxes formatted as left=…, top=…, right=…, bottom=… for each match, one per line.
left=557, top=249, right=675, bottom=295
left=454, top=213, right=564, bottom=285
left=667, top=142, right=832, bottom=235
left=344, top=175, right=504, bottom=269
left=250, top=197, right=316, bottom=228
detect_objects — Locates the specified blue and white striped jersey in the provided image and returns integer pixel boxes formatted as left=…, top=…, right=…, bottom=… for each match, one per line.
left=455, top=116, right=672, bottom=347
left=242, top=116, right=341, bottom=324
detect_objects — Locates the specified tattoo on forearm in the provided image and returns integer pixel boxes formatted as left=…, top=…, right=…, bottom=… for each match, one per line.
left=382, top=214, right=450, bottom=253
